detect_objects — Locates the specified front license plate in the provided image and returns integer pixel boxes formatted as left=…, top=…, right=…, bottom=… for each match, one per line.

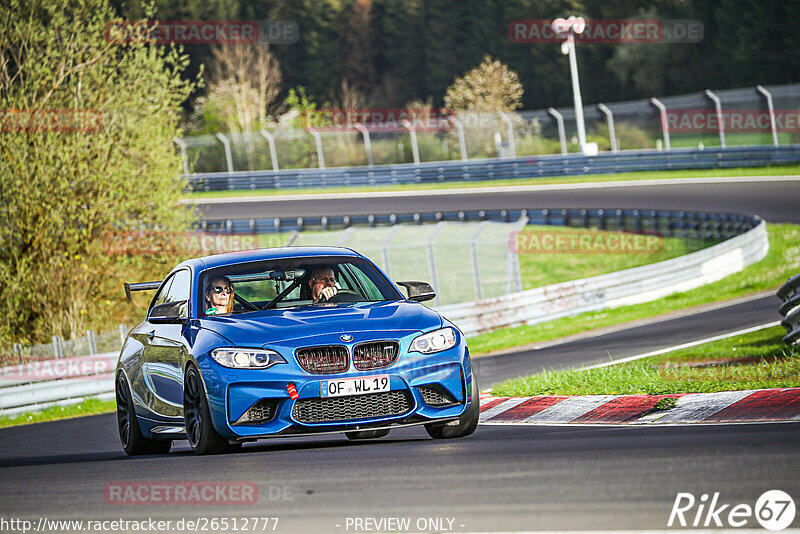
left=320, top=375, right=390, bottom=398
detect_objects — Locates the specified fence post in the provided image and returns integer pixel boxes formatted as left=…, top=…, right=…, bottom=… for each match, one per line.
left=498, top=112, right=517, bottom=158
left=380, top=225, right=401, bottom=279
left=215, top=133, right=234, bottom=173
left=469, top=222, right=490, bottom=301
left=597, top=103, right=618, bottom=153
left=401, top=119, right=420, bottom=165
left=704, top=89, right=726, bottom=148
left=259, top=129, right=280, bottom=170
left=14, top=343, right=22, bottom=364
left=87, top=330, right=97, bottom=355
left=52, top=335, right=63, bottom=359
left=354, top=123, right=374, bottom=167
left=547, top=108, right=568, bottom=155
left=118, top=324, right=128, bottom=347
left=449, top=116, right=468, bottom=162
left=756, top=85, right=779, bottom=147
left=650, top=97, right=671, bottom=151
left=306, top=129, right=325, bottom=169
left=173, top=137, right=190, bottom=175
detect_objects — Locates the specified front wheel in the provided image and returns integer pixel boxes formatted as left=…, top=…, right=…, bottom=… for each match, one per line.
left=116, top=374, right=171, bottom=456
left=424, top=373, right=479, bottom=439
left=183, top=365, right=232, bottom=455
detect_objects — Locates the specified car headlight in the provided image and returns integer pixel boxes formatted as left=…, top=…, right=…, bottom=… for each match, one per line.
left=409, top=327, right=457, bottom=354
left=210, top=348, right=287, bottom=369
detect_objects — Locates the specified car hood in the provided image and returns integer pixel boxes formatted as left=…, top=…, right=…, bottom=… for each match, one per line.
left=197, top=300, right=443, bottom=344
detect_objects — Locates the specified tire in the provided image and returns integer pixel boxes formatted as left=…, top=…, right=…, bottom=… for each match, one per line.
left=183, top=365, right=231, bottom=455
left=345, top=429, right=390, bottom=440
left=116, top=374, right=172, bottom=456
left=424, top=373, right=479, bottom=439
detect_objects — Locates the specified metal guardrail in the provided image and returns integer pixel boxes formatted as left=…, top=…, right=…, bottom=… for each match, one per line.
left=0, top=353, right=116, bottom=417
left=186, top=145, right=800, bottom=192
left=200, top=207, right=759, bottom=238
left=778, top=273, right=800, bottom=345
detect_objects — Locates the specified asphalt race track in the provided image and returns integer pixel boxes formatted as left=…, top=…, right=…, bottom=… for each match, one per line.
left=1, top=413, right=798, bottom=531
left=472, top=293, right=781, bottom=387
left=197, top=178, right=800, bottom=223
left=2, top=176, right=799, bottom=532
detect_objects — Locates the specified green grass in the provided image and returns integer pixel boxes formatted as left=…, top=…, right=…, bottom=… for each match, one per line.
left=183, top=164, right=800, bottom=200
left=0, top=398, right=116, bottom=428
left=257, top=226, right=709, bottom=292
left=469, top=223, right=800, bottom=355
left=515, top=227, right=712, bottom=290
left=491, top=326, right=800, bottom=396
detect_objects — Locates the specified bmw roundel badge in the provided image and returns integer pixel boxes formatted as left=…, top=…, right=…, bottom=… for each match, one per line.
left=340, top=334, right=353, bottom=342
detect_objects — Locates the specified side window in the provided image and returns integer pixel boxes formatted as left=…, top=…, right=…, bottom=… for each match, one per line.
left=163, top=269, right=191, bottom=318
left=150, top=276, right=174, bottom=309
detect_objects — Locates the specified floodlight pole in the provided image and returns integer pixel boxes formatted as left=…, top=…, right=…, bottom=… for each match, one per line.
left=553, top=17, right=589, bottom=154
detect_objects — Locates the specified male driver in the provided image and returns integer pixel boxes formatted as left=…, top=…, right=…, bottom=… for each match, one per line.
left=309, top=266, right=338, bottom=303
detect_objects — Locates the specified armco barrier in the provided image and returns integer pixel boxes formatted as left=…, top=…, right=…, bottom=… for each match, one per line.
left=200, top=207, right=758, bottom=237
left=1, top=210, right=767, bottom=416
left=438, top=217, right=767, bottom=336
left=778, top=273, right=800, bottom=345
left=0, top=353, right=116, bottom=417
left=186, top=145, right=800, bottom=192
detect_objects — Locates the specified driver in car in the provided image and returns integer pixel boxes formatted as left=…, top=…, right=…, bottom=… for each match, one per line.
left=309, top=266, right=338, bottom=303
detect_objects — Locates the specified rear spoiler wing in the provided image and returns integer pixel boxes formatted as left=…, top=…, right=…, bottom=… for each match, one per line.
left=124, top=281, right=162, bottom=301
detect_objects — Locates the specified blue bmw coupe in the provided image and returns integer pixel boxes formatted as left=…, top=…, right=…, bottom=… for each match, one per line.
left=115, top=247, right=479, bottom=455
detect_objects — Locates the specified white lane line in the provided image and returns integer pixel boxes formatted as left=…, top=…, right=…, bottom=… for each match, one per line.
left=583, top=321, right=780, bottom=370
left=635, top=390, right=756, bottom=424
left=479, top=397, right=531, bottom=422
left=183, top=175, right=800, bottom=204
left=521, top=395, right=618, bottom=423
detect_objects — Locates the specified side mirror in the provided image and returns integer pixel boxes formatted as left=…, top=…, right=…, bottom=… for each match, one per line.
left=397, top=281, right=436, bottom=303
left=148, top=300, right=188, bottom=324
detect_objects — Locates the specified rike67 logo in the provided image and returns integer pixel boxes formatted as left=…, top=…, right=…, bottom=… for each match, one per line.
left=669, top=490, right=796, bottom=530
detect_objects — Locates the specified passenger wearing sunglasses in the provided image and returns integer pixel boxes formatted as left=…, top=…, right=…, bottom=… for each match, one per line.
left=204, top=276, right=234, bottom=315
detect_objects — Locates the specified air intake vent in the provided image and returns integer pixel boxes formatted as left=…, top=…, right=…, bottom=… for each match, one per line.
left=353, top=341, right=399, bottom=370
left=232, top=399, right=278, bottom=425
left=418, top=385, right=459, bottom=407
left=292, top=390, right=413, bottom=424
left=296, top=346, right=349, bottom=374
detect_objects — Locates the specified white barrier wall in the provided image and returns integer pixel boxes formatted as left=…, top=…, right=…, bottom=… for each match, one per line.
left=437, top=219, right=768, bottom=336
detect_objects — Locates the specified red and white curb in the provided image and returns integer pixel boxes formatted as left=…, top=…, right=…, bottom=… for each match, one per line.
left=479, top=388, right=800, bottom=425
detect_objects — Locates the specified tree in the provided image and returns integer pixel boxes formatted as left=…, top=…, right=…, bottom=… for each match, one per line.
left=0, top=0, right=198, bottom=344
left=443, top=55, right=523, bottom=112
left=204, top=42, right=283, bottom=135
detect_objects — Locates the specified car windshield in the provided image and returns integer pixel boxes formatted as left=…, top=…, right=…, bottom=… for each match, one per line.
left=199, top=257, right=401, bottom=316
